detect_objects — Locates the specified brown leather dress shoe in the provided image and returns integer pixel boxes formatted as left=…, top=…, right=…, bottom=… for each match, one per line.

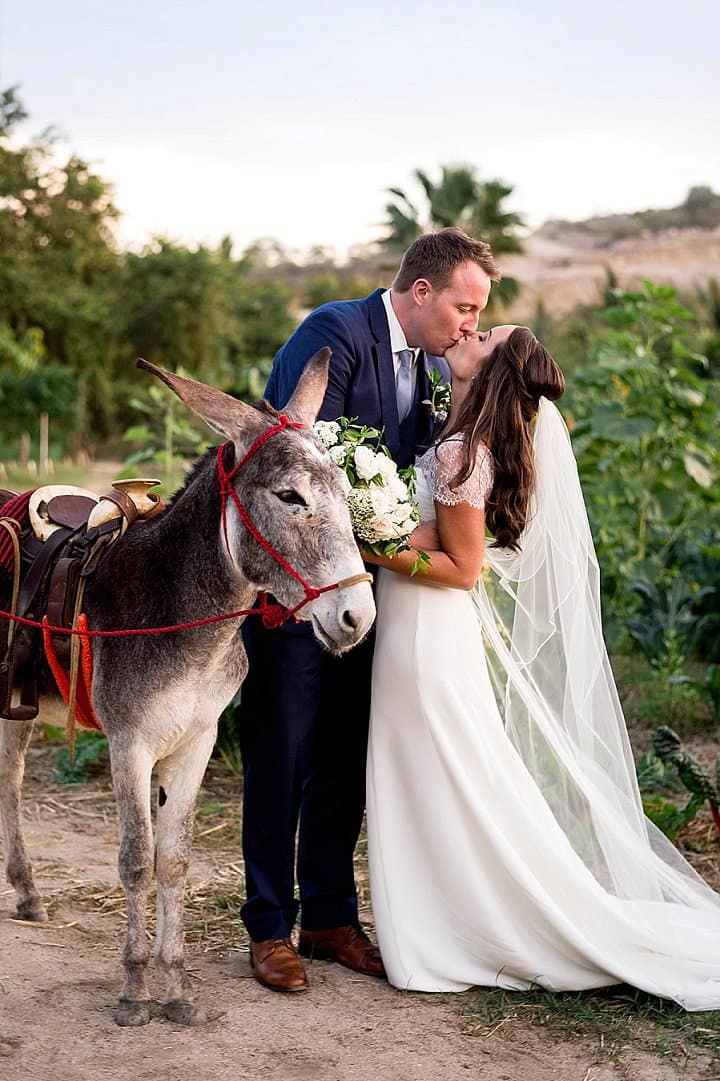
left=298, top=925, right=386, bottom=978
left=250, top=937, right=308, bottom=992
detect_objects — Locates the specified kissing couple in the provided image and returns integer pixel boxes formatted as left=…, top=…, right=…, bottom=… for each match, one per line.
left=238, top=228, right=720, bottom=1010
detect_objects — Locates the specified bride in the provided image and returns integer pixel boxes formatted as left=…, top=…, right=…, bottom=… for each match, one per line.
left=362, top=325, right=720, bottom=1011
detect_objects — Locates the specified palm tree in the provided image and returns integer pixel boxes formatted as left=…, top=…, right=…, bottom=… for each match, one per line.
left=381, top=165, right=525, bottom=309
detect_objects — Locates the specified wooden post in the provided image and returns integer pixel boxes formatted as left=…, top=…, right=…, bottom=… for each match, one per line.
left=20, top=431, right=30, bottom=467
left=39, top=413, right=50, bottom=476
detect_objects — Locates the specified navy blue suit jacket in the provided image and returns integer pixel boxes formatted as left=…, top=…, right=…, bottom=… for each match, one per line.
left=265, top=288, right=450, bottom=467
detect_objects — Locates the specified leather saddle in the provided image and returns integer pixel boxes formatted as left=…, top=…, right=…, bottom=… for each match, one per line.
left=0, top=480, right=163, bottom=721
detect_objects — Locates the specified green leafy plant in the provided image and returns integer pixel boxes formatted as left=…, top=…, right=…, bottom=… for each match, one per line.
left=636, top=744, right=703, bottom=843
left=670, top=664, right=720, bottom=723
left=626, top=575, right=700, bottom=671
left=122, top=372, right=211, bottom=490
left=640, top=792, right=706, bottom=842
left=55, top=731, right=108, bottom=783
left=638, top=725, right=720, bottom=839
left=566, top=282, right=720, bottom=645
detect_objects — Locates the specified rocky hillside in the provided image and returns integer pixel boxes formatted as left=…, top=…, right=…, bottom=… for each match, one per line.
left=502, top=187, right=720, bottom=317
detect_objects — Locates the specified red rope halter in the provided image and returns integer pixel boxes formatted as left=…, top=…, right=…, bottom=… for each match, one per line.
left=0, top=413, right=371, bottom=638
left=216, top=413, right=360, bottom=628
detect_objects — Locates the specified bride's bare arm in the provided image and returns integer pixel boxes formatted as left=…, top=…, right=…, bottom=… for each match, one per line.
left=362, top=502, right=486, bottom=590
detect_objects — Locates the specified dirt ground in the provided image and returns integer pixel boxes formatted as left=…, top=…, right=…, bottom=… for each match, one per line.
left=2, top=464, right=719, bottom=1079
left=2, top=704, right=717, bottom=1081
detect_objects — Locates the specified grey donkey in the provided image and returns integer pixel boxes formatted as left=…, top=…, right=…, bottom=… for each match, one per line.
left=0, top=349, right=375, bottom=1026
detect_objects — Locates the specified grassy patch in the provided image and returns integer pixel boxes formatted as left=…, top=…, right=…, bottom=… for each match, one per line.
left=0, top=461, right=93, bottom=491
left=613, top=653, right=715, bottom=740
left=194, top=760, right=243, bottom=848
left=461, top=984, right=720, bottom=1070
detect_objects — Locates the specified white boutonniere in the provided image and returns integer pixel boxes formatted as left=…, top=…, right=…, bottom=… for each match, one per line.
left=423, top=369, right=451, bottom=423
left=313, top=417, right=429, bottom=574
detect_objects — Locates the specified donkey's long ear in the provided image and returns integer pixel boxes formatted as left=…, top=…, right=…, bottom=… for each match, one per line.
left=137, top=359, right=263, bottom=441
left=283, top=348, right=331, bottom=425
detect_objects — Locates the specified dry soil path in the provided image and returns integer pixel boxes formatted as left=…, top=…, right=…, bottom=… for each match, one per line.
left=1, top=725, right=713, bottom=1081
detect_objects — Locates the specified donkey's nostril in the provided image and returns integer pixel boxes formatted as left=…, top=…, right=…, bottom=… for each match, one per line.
left=340, top=608, right=359, bottom=631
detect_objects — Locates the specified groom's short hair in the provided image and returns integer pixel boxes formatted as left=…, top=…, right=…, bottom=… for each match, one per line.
left=392, top=227, right=500, bottom=293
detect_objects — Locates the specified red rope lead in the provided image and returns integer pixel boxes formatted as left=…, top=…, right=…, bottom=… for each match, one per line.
left=1, top=603, right=274, bottom=638
left=0, top=413, right=363, bottom=641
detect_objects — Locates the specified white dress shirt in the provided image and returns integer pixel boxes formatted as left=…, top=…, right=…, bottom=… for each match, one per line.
left=381, top=290, right=419, bottom=382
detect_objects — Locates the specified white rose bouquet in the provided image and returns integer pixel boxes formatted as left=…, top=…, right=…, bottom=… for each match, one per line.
left=313, top=418, right=428, bottom=573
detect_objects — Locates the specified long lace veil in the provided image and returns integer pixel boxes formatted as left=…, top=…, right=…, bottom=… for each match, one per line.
left=473, top=398, right=720, bottom=910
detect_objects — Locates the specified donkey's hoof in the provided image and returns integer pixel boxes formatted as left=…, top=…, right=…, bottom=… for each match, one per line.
left=115, top=998, right=152, bottom=1027
left=16, top=902, right=48, bottom=923
left=159, top=999, right=207, bottom=1026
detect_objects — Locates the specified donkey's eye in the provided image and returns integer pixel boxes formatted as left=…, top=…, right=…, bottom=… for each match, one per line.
left=274, top=489, right=307, bottom=508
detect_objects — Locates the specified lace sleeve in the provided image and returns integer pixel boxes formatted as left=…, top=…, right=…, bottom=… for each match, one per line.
left=425, top=439, right=494, bottom=509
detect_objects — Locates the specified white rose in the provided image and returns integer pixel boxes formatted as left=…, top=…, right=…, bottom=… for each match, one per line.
left=329, top=445, right=347, bottom=466
left=371, top=514, right=400, bottom=541
left=375, top=455, right=397, bottom=481
left=354, top=445, right=382, bottom=481
left=391, top=501, right=413, bottom=523
left=313, top=420, right=341, bottom=448
left=387, top=473, right=409, bottom=500
left=369, top=486, right=393, bottom=516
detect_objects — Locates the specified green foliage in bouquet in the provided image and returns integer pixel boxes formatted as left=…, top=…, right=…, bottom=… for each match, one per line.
left=313, top=418, right=429, bottom=574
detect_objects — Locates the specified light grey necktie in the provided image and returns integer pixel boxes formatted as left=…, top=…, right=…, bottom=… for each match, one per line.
left=395, top=349, right=415, bottom=423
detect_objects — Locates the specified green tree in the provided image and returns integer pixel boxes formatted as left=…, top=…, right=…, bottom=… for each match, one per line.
left=119, top=239, right=243, bottom=384
left=0, top=86, right=122, bottom=437
left=117, top=238, right=297, bottom=429
left=381, top=164, right=525, bottom=308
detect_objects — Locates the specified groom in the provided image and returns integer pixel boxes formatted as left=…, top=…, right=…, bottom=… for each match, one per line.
left=239, top=227, right=499, bottom=991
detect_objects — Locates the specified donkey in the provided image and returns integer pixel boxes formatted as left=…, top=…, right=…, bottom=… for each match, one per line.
left=0, top=349, right=375, bottom=1026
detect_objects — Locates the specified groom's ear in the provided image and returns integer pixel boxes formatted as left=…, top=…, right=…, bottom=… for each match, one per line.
left=411, top=278, right=432, bottom=306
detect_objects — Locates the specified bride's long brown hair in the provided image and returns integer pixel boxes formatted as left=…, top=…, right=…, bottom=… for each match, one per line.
left=440, top=327, right=565, bottom=550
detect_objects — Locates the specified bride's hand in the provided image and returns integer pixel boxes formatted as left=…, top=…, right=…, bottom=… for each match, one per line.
left=410, top=520, right=440, bottom=552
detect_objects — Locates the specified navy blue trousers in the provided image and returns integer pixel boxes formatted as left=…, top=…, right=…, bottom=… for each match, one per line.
left=239, top=614, right=375, bottom=941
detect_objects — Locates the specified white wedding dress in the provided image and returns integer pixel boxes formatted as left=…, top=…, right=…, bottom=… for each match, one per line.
left=366, top=423, right=720, bottom=1010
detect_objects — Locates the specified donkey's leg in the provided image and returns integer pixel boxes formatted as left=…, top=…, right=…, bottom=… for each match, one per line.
left=0, top=718, right=47, bottom=921
left=109, top=740, right=155, bottom=1027
left=154, top=726, right=216, bottom=1025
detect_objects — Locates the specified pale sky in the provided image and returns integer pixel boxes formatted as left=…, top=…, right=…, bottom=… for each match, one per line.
left=1, top=0, right=718, bottom=259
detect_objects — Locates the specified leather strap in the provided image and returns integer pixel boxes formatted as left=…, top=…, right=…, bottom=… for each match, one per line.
left=99, top=488, right=139, bottom=526
left=46, top=555, right=82, bottom=664
left=0, top=518, right=22, bottom=656
left=16, top=526, right=73, bottom=619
